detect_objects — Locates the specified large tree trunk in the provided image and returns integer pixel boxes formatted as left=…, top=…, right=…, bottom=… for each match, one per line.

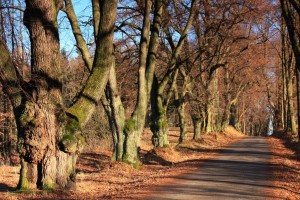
left=0, top=0, right=118, bottom=191
left=280, top=0, right=300, bottom=140
left=281, top=23, right=297, bottom=134
left=286, top=67, right=297, bottom=135
left=296, top=68, right=300, bottom=140
left=15, top=0, right=77, bottom=190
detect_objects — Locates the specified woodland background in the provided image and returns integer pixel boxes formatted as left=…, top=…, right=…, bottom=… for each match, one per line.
left=0, top=0, right=299, bottom=198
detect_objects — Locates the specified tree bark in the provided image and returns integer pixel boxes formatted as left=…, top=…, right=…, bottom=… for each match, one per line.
left=66, top=0, right=118, bottom=127
left=296, top=68, right=300, bottom=141
left=150, top=75, right=170, bottom=147
left=280, top=0, right=300, bottom=140
left=121, top=0, right=153, bottom=166
left=281, top=23, right=288, bottom=130
left=281, top=23, right=296, bottom=134
left=177, top=67, right=190, bottom=144
left=64, top=0, right=124, bottom=160
left=0, top=0, right=118, bottom=191
left=192, top=114, right=202, bottom=140
left=286, top=63, right=297, bottom=135
left=229, top=101, right=238, bottom=128
left=104, top=59, right=125, bottom=161
left=10, top=0, right=78, bottom=190
left=178, top=102, right=187, bottom=143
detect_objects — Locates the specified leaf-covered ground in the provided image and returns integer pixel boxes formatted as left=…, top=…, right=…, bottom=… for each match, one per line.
left=267, top=131, right=300, bottom=200
left=0, top=128, right=298, bottom=199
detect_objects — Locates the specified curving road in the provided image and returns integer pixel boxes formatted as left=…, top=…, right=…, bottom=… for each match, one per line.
left=146, top=137, right=276, bottom=200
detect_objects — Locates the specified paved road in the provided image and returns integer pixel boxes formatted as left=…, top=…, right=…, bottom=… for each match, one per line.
left=146, top=137, right=276, bottom=200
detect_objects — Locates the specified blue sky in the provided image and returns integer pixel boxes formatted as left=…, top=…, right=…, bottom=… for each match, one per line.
left=58, top=0, right=93, bottom=58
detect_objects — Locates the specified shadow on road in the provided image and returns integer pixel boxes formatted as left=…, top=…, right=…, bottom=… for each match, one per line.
left=145, top=137, right=280, bottom=200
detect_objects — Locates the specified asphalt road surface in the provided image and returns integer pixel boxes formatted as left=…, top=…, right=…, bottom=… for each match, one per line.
left=146, top=137, right=276, bottom=200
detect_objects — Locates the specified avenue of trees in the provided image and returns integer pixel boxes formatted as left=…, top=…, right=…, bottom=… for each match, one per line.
left=0, top=0, right=299, bottom=191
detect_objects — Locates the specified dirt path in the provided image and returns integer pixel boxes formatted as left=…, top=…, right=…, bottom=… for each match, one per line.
left=145, top=137, right=276, bottom=200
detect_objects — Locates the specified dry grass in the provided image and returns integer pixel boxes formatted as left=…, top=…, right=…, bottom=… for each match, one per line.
left=0, top=126, right=245, bottom=199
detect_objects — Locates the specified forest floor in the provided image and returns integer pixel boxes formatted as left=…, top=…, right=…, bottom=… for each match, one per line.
left=0, top=127, right=299, bottom=199
left=267, top=130, right=300, bottom=200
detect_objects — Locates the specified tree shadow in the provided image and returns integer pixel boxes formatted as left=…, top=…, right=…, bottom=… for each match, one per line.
left=76, top=152, right=111, bottom=173
left=0, top=183, right=15, bottom=192
left=141, top=150, right=173, bottom=166
left=272, top=130, right=300, bottom=161
left=175, top=146, right=219, bottom=153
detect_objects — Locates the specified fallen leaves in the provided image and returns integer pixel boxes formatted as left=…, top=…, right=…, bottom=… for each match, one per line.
left=0, top=127, right=245, bottom=199
left=267, top=132, right=300, bottom=200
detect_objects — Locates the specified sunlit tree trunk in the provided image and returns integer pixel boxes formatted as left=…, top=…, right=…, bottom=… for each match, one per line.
left=221, top=68, right=231, bottom=130
left=66, top=1, right=118, bottom=127
left=281, top=23, right=297, bottom=134
left=280, top=0, right=300, bottom=140
left=16, top=0, right=75, bottom=190
left=64, top=0, right=125, bottom=161
left=286, top=63, right=297, bottom=135
left=121, top=0, right=153, bottom=166
left=104, top=60, right=125, bottom=161
left=281, top=24, right=288, bottom=130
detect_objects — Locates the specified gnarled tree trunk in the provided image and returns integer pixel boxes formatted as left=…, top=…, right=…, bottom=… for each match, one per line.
left=16, top=0, right=76, bottom=190
left=0, top=0, right=118, bottom=191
